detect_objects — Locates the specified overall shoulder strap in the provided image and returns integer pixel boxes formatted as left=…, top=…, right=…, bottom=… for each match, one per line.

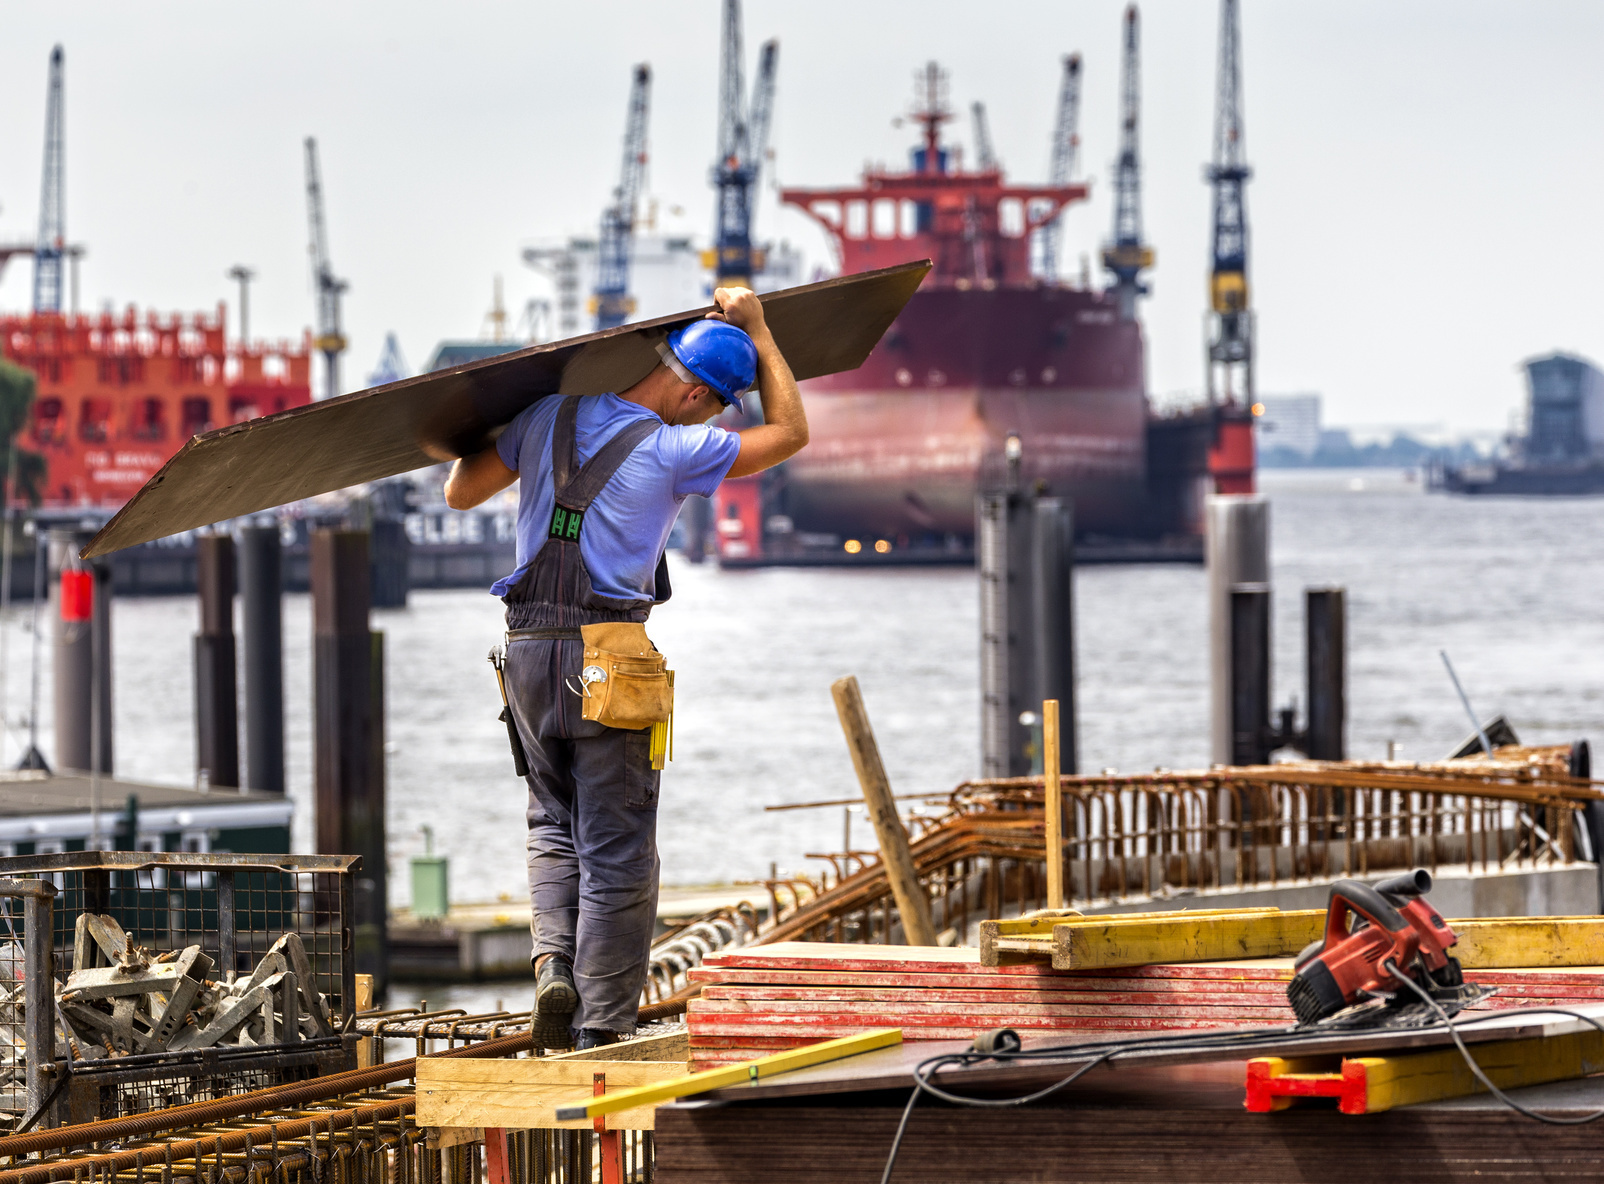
left=550, top=396, right=582, bottom=490
left=555, top=413, right=662, bottom=511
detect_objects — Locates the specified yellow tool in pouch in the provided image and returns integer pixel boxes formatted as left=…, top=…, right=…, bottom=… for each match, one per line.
left=575, top=622, right=674, bottom=769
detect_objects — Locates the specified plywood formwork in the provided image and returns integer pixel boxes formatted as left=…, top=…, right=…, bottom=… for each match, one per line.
left=684, top=941, right=1604, bottom=1069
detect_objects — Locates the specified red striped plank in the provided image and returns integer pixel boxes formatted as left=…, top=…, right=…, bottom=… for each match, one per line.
left=690, top=998, right=1291, bottom=1019
left=689, top=967, right=1296, bottom=992
left=687, top=1011, right=1270, bottom=1032
left=699, top=984, right=1297, bottom=1007
left=702, top=944, right=1298, bottom=980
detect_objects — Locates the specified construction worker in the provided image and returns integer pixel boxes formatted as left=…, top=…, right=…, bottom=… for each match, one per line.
left=444, top=286, right=805, bottom=1050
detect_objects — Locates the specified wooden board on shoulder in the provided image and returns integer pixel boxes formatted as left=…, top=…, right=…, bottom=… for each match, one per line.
left=83, top=261, right=930, bottom=558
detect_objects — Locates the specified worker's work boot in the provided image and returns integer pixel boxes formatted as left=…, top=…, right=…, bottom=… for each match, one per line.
left=533, top=956, right=578, bottom=1050
left=576, top=1028, right=623, bottom=1051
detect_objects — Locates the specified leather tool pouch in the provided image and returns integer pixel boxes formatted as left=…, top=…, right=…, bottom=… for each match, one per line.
left=577, top=622, right=674, bottom=730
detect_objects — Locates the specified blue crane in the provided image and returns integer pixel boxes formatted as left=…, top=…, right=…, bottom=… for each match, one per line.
left=711, top=0, right=778, bottom=289
left=1101, top=6, right=1153, bottom=320
left=1034, top=54, right=1082, bottom=283
left=594, top=64, right=651, bottom=332
left=303, top=137, right=349, bottom=400
left=33, top=46, right=65, bottom=314
left=1205, top=0, right=1253, bottom=404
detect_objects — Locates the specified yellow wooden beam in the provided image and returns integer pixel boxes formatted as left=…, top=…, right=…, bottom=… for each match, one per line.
left=1247, top=1027, right=1604, bottom=1114
left=986, top=909, right=1604, bottom=972
left=1050, top=911, right=1326, bottom=970
left=551, top=1028, right=903, bottom=1121
left=1451, top=917, right=1604, bottom=968
left=986, top=906, right=1278, bottom=939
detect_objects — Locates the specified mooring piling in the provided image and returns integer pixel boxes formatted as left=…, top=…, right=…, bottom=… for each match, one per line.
left=1206, top=495, right=1269, bottom=765
left=312, top=527, right=388, bottom=991
left=194, top=532, right=239, bottom=790
left=978, top=457, right=1077, bottom=778
left=241, top=521, right=285, bottom=793
left=1304, top=586, right=1346, bottom=760
left=50, top=528, right=112, bottom=775
left=1210, top=496, right=1347, bottom=764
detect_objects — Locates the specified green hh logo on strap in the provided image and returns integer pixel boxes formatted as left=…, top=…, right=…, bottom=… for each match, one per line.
left=549, top=505, right=585, bottom=541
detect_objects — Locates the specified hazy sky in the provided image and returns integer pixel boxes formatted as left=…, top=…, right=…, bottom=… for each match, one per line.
left=0, top=2, right=1600, bottom=435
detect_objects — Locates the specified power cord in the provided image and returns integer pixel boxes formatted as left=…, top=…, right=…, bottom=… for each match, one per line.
left=1383, top=958, right=1604, bottom=1125
left=880, top=986, right=1604, bottom=1181
left=879, top=1021, right=1322, bottom=1184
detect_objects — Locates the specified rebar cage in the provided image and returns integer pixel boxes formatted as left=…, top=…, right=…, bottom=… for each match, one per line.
left=0, top=852, right=359, bottom=1126
left=767, top=756, right=1601, bottom=944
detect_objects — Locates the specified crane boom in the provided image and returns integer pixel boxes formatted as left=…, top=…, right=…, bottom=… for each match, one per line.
left=711, top=0, right=778, bottom=288
left=1101, top=6, right=1153, bottom=320
left=33, top=46, right=65, bottom=315
left=594, top=64, right=652, bottom=331
left=747, top=40, right=778, bottom=183
left=971, top=102, right=996, bottom=171
left=304, top=136, right=349, bottom=400
left=1205, top=0, right=1253, bottom=404
left=1034, top=54, right=1081, bottom=283
left=715, top=0, right=745, bottom=170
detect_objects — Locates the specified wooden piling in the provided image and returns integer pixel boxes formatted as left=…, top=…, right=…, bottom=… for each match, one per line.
left=1043, top=698, right=1064, bottom=910
left=830, top=676, right=938, bottom=947
left=194, top=533, right=239, bottom=789
left=312, top=528, right=388, bottom=991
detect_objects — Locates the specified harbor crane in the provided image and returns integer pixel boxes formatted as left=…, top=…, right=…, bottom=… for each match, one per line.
left=1102, top=6, right=1153, bottom=321
left=1205, top=0, right=1253, bottom=404
left=711, top=0, right=778, bottom=289
left=971, top=102, right=997, bottom=171
left=303, top=137, right=348, bottom=401
left=33, top=45, right=66, bottom=314
left=0, top=47, right=84, bottom=299
left=594, top=64, right=651, bottom=331
left=1034, top=54, right=1082, bottom=282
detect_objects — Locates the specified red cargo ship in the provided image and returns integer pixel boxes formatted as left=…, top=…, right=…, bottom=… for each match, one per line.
left=710, top=64, right=1226, bottom=564
left=0, top=305, right=311, bottom=508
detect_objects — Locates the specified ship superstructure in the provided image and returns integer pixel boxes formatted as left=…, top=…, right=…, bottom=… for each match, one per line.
left=711, top=62, right=1161, bottom=562
left=2, top=305, right=310, bottom=507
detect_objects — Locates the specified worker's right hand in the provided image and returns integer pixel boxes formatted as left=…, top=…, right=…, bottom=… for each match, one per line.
left=708, top=286, right=768, bottom=337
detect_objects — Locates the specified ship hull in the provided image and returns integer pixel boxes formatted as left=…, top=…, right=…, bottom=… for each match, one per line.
left=784, top=284, right=1149, bottom=539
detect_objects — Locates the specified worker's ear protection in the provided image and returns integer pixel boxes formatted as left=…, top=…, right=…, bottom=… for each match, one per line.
left=970, top=1028, right=1022, bottom=1057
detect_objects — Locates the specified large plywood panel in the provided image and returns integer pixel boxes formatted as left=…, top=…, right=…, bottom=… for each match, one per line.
left=84, top=261, right=930, bottom=558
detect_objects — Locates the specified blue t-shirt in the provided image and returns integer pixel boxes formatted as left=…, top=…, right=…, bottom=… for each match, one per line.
left=490, top=393, right=740, bottom=601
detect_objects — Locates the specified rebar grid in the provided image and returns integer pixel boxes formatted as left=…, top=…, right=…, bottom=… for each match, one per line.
left=762, top=753, right=1597, bottom=945
left=0, top=1085, right=654, bottom=1184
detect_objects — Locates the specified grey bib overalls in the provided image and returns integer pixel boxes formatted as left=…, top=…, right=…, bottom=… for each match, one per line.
left=502, top=396, right=671, bottom=1037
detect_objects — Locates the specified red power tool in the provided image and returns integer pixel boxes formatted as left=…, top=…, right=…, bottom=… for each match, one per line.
left=1287, top=869, right=1476, bottom=1026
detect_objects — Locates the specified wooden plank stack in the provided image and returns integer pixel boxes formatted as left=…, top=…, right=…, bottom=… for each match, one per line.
left=684, top=941, right=1604, bottom=1071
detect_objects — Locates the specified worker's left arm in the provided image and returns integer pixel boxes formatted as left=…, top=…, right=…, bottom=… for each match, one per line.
left=444, top=445, right=518, bottom=509
left=715, top=289, right=808, bottom=479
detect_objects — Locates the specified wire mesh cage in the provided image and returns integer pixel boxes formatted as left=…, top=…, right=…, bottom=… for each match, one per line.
left=0, top=851, right=359, bottom=1126
left=0, top=879, right=54, bottom=1127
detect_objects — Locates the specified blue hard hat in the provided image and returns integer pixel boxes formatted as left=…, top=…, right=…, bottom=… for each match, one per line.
left=660, top=320, right=758, bottom=406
